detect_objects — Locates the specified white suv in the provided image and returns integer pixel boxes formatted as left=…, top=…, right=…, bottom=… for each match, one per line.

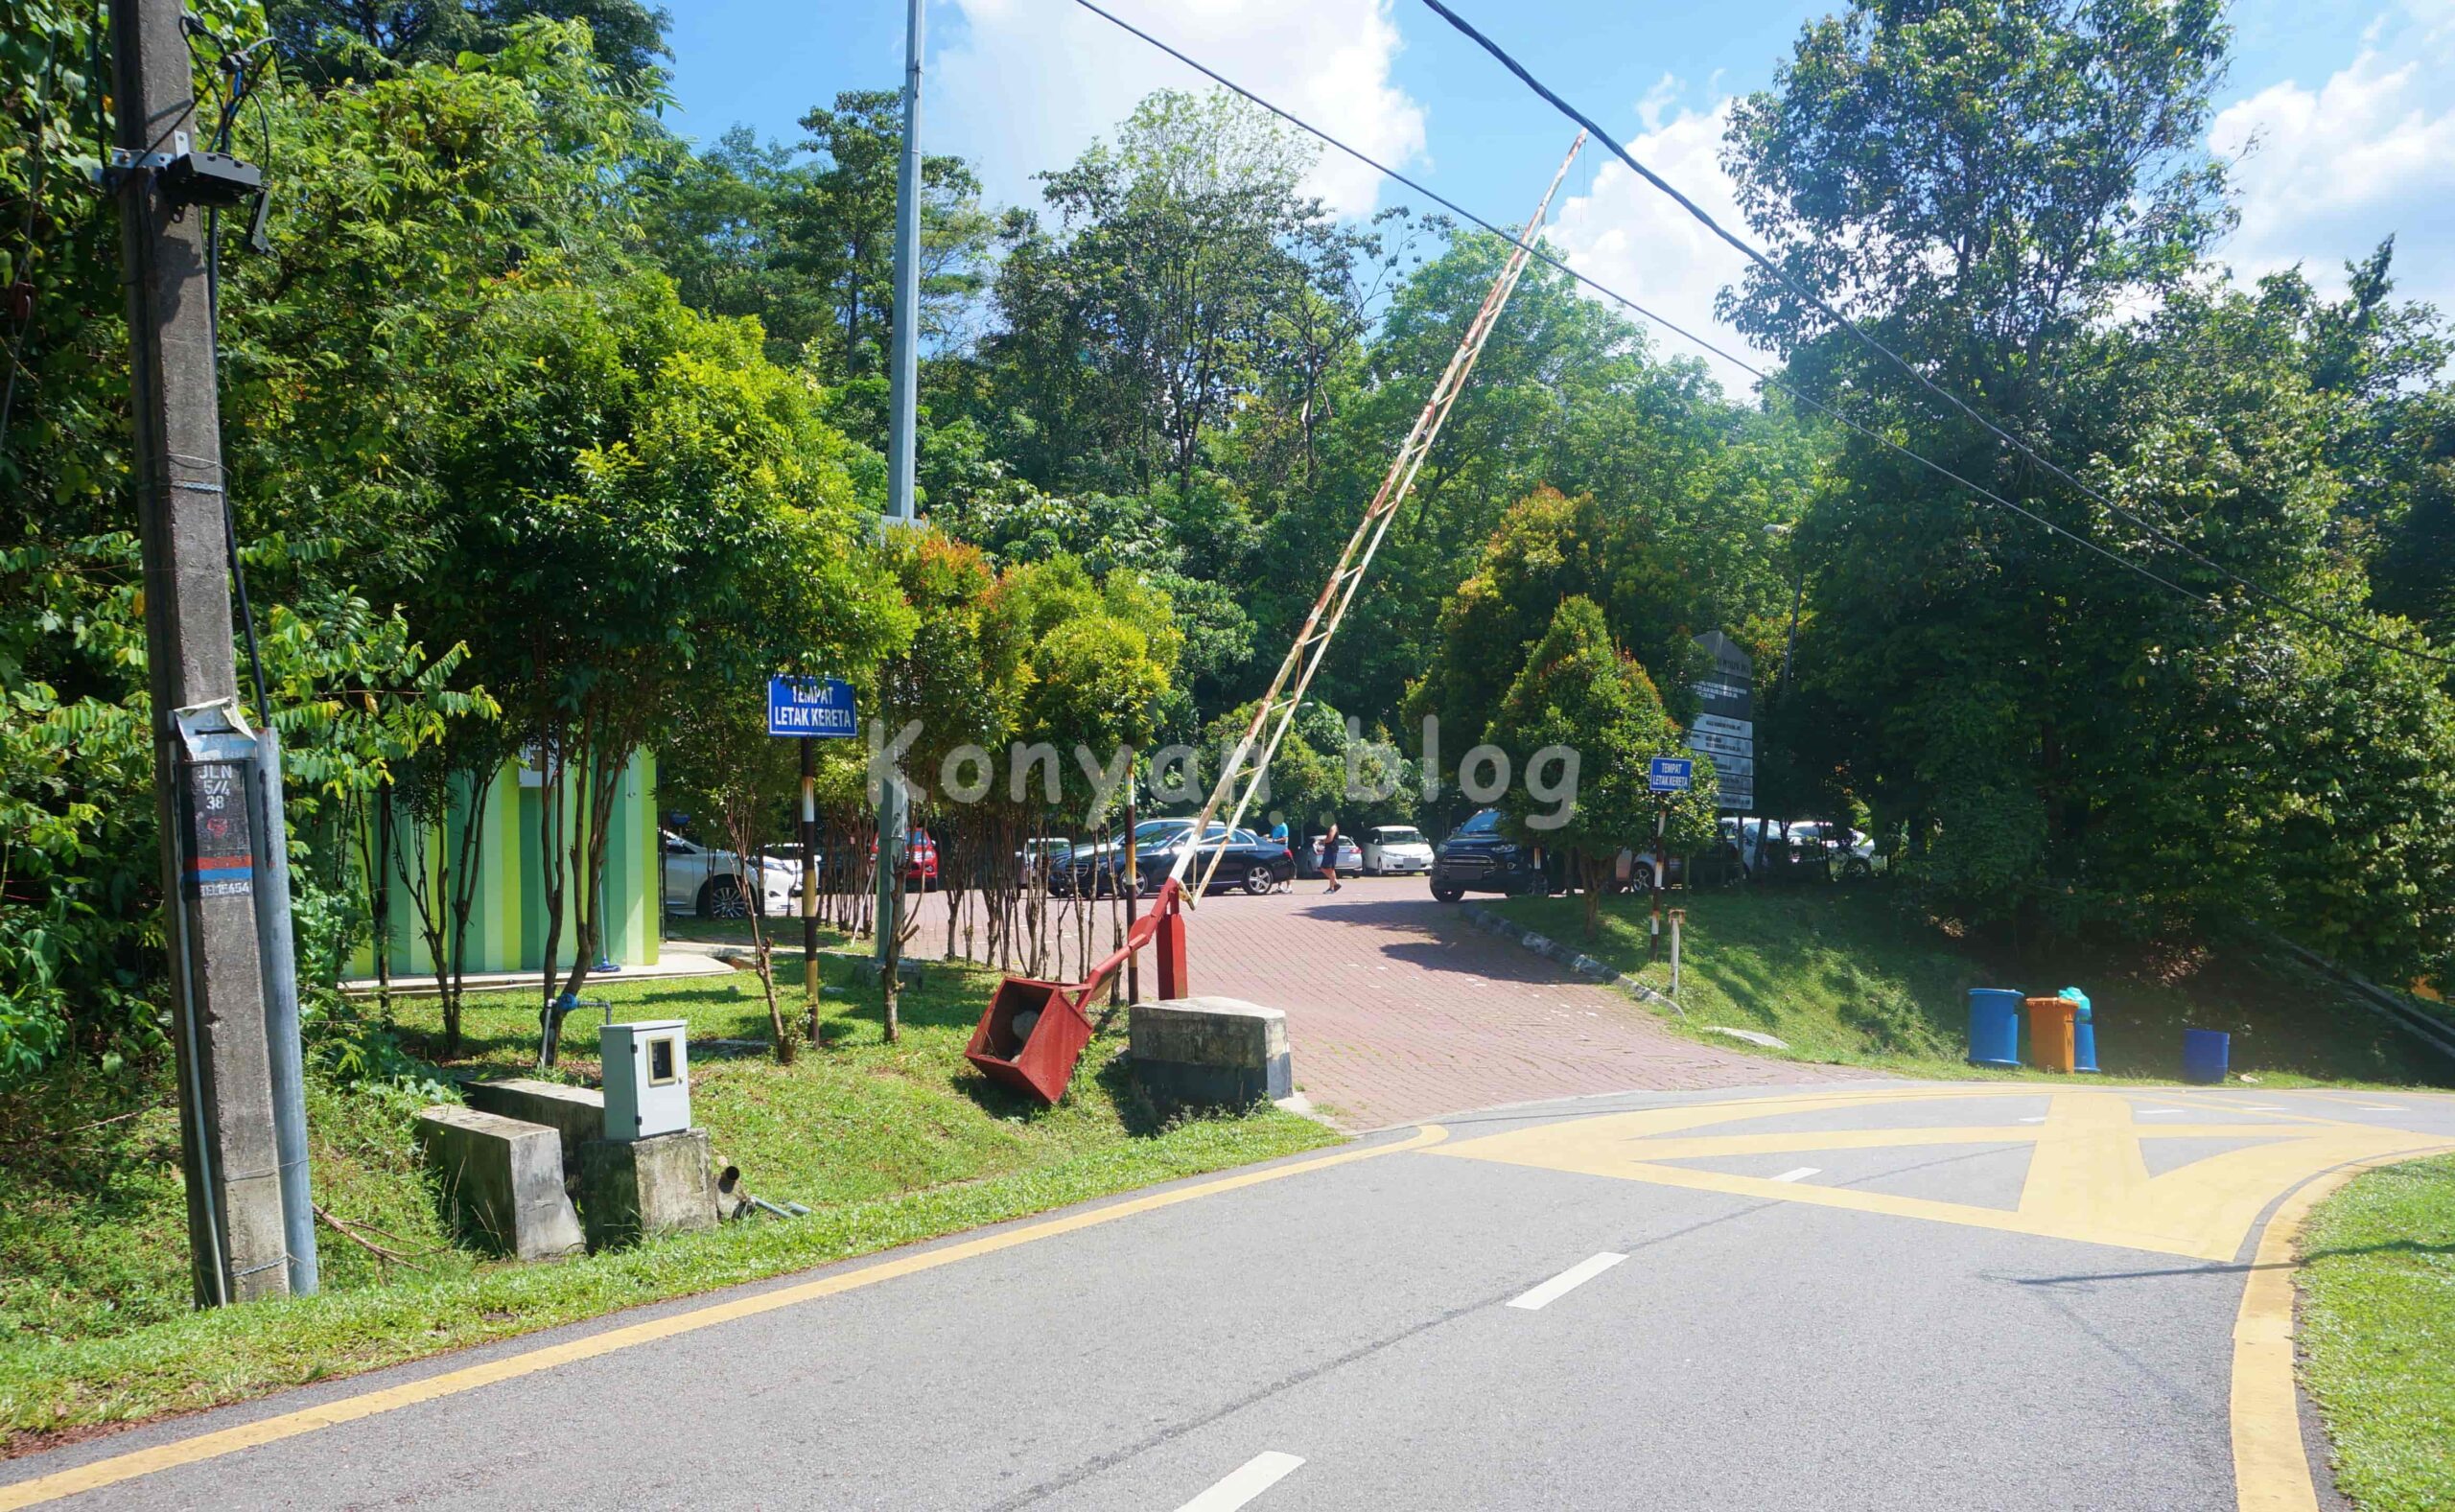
left=1361, top=825, right=1435, bottom=875
left=662, top=830, right=799, bottom=919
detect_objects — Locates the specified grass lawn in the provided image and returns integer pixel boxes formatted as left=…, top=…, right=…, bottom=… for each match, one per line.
left=0, top=952, right=1335, bottom=1448
left=2299, top=1154, right=2455, bottom=1510
left=1486, top=884, right=2454, bottom=1086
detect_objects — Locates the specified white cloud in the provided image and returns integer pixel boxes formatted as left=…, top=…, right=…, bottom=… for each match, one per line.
left=1547, top=98, right=1765, bottom=396
left=2210, top=12, right=2455, bottom=313
left=930, top=0, right=1426, bottom=220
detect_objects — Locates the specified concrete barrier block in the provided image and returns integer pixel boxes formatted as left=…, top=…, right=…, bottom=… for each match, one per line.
left=412, top=1105, right=584, bottom=1261
left=576, top=1128, right=720, bottom=1252
left=853, top=957, right=925, bottom=987
left=1131, top=996, right=1292, bottom=1112
left=463, top=1078, right=605, bottom=1171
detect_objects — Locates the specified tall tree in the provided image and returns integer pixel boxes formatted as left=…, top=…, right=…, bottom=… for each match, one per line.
left=985, top=89, right=1378, bottom=498
left=796, top=90, right=994, bottom=378
left=267, top=0, right=672, bottom=85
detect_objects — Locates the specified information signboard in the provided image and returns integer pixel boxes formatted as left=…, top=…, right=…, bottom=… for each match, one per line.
left=767, top=675, right=857, bottom=737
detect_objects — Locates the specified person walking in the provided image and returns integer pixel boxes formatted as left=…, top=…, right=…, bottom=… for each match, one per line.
left=1319, top=821, right=1344, bottom=894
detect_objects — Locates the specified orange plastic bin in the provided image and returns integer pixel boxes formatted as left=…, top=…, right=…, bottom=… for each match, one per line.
left=2023, top=996, right=2077, bottom=1073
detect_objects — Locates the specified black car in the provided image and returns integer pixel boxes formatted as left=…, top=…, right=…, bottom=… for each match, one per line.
left=1429, top=808, right=1554, bottom=902
left=1068, top=819, right=1296, bottom=896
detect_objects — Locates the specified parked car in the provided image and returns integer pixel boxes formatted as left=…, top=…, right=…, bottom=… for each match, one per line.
left=1017, top=837, right=1073, bottom=891
left=869, top=828, right=940, bottom=886
left=1429, top=808, right=1552, bottom=902
left=1360, top=825, right=1435, bottom=876
left=1729, top=818, right=1875, bottom=881
left=663, top=829, right=799, bottom=919
left=1072, top=819, right=1294, bottom=896
left=1781, top=821, right=1875, bottom=878
left=1612, top=826, right=1747, bottom=891
left=1298, top=832, right=1364, bottom=877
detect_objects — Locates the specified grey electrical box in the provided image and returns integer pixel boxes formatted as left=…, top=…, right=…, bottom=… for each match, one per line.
left=600, top=1019, right=691, bottom=1141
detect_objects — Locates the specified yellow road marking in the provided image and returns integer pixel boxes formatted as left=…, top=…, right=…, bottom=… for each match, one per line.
left=0, top=1125, right=1448, bottom=1510
left=1436, top=1088, right=2446, bottom=1261
left=2232, top=1152, right=2448, bottom=1512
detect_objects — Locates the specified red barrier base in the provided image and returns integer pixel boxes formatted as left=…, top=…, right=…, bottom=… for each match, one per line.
left=968, top=879, right=1184, bottom=1105
left=963, top=977, right=1097, bottom=1105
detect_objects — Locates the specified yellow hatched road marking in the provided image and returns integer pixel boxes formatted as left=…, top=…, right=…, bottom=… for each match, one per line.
left=1435, top=1087, right=2447, bottom=1261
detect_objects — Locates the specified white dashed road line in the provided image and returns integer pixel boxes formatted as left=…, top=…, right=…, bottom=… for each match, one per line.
left=1507, top=1252, right=1628, bottom=1312
left=1772, top=1167, right=1821, bottom=1183
left=1175, top=1452, right=1306, bottom=1512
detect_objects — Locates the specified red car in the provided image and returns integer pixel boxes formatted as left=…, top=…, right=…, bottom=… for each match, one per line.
left=869, top=829, right=939, bottom=885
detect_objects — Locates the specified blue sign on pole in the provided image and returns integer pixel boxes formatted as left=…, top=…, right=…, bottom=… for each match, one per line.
left=767, top=676, right=857, bottom=737
left=1648, top=756, right=1694, bottom=793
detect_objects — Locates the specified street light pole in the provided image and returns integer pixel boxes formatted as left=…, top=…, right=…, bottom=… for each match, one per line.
left=874, top=0, right=924, bottom=965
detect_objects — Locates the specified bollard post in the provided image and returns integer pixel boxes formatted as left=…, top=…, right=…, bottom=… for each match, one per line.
left=1669, top=908, right=1684, bottom=999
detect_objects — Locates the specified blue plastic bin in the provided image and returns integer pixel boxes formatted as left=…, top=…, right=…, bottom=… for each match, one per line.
left=2061, top=988, right=2098, bottom=1073
left=2181, top=1029, right=2230, bottom=1084
left=1967, top=989, right=2023, bottom=1068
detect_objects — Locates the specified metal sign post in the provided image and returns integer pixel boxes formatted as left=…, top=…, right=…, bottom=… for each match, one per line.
left=767, top=677, right=856, bottom=1016
left=1646, top=757, right=1691, bottom=963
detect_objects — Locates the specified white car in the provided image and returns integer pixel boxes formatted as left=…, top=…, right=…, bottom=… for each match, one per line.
left=662, top=829, right=800, bottom=918
left=1361, top=825, right=1435, bottom=875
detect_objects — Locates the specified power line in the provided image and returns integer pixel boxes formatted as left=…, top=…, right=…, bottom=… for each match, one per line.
left=1410, top=0, right=2455, bottom=668
left=1064, top=0, right=2226, bottom=619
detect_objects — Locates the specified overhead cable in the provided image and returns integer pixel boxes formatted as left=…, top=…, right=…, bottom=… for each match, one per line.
left=1409, top=0, right=2454, bottom=667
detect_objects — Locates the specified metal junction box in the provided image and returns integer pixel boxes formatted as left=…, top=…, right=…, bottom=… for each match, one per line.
left=600, top=1019, right=691, bottom=1141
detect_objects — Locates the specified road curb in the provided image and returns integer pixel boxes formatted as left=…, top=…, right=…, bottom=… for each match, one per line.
left=2232, top=1150, right=2455, bottom=1512
left=1461, top=904, right=1680, bottom=1014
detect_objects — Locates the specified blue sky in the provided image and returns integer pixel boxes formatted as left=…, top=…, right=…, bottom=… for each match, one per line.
left=663, top=0, right=2455, bottom=388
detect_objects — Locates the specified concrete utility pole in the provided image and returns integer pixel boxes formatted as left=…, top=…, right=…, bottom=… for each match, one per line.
left=111, top=0, right=289, bottom=1305
left=874, top=0, right=924, bottom=963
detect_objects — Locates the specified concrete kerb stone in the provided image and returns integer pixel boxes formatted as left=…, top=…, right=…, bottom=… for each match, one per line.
left=575, top=1128, right=721, bottom=1253
left=462, top=1079, right=604, bottom=1174
left=411, top=1105, right=585, bottom=1261
left=1461, top=904, right=1683, bottom=1016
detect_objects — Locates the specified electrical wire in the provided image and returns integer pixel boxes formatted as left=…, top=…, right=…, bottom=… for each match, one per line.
left=1409, top=0, right=2454, bottom=668
left=185, top=19, right=278, bottom=728
left=1064, top=0, right=2219, bottom=612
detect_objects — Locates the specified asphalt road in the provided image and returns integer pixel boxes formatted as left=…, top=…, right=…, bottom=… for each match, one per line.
left=10, top=1082, right=2453, bottom=1511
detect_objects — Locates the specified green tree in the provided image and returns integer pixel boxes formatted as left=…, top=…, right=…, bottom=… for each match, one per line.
left=985, top=89, right=1378, bottom=498
left=421, top=267, right=907, bottom=1049
left=267, top=0, right=672, bottom=86
left=795, top=90, right=994, bottom=380
left=1484, top=598, right=1715, bottom=934
left=1722, top=0, right=2455, bottom=985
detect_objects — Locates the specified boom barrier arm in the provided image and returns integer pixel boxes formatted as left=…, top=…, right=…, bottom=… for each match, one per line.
left=1170, top=131, right=1588, bottom=899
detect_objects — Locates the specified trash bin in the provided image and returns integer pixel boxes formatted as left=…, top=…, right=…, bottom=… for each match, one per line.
left=2024, top=996, right=2077, bottom=1073
left=2059, top=987, right=2098, bottom=1073
left=1967, top=989, right=2023, bottom=1068
left=2181, top=1029, right=2231, bottom=1085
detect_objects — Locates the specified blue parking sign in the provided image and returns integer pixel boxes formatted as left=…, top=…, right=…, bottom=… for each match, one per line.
left=1648, top=756, right=1694, bottom=793
left=768, top=676, right=856, bottom=737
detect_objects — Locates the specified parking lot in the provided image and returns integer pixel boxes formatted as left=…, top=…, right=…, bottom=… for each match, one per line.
left=900, top=876, right=1870, bottom=1128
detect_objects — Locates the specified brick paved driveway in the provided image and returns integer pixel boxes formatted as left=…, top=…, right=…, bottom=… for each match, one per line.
left=902, top=876, right=1873, bottom=1129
